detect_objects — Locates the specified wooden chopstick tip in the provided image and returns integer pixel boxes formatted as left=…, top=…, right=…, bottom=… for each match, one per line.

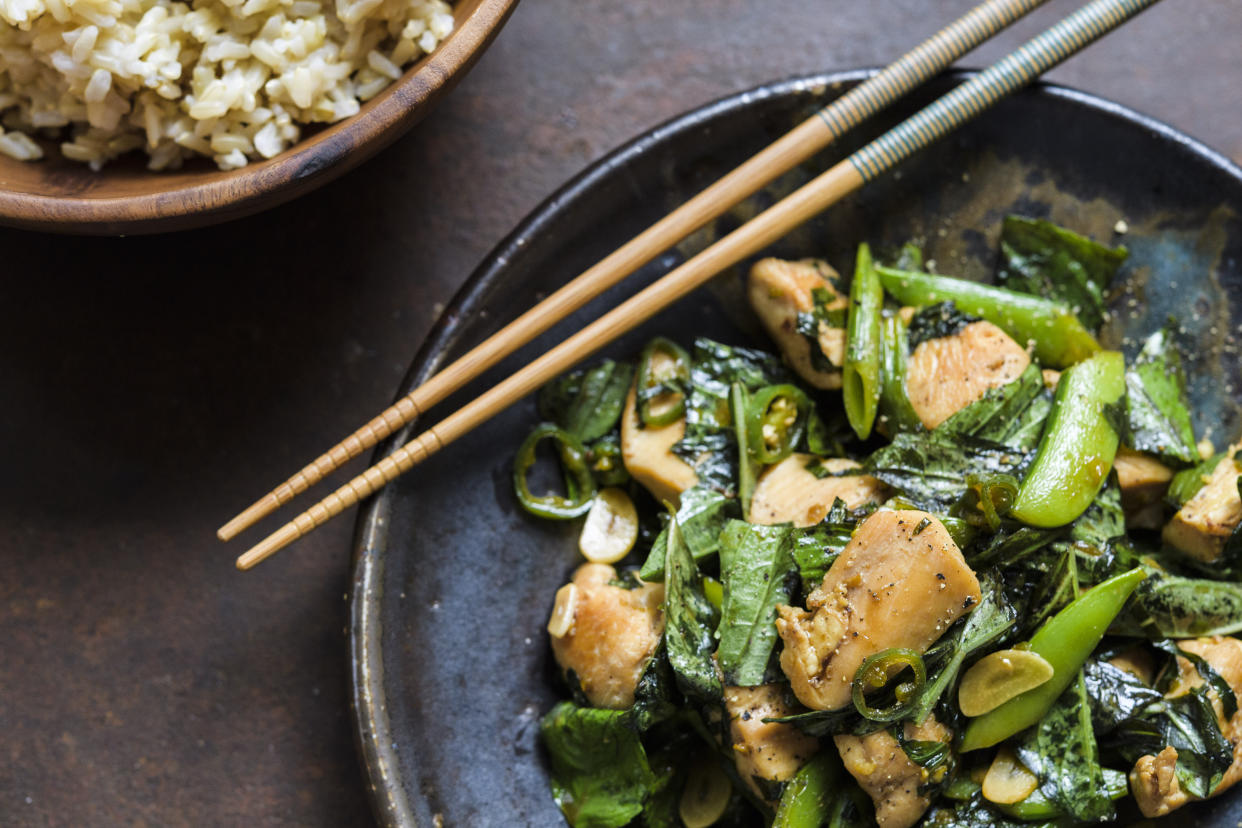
left=217, top=493, right=284, bottom=542
left=235, top=523, right=302, bottom=570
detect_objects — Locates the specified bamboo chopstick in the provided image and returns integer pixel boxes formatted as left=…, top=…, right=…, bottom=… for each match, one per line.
left=218, top=0, right=1053, bottom=542
left=235, top=0, right=1163, bottom=569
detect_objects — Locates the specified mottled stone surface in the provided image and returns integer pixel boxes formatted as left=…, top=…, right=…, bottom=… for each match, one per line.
left=0, top=1, right=1237, bottom=824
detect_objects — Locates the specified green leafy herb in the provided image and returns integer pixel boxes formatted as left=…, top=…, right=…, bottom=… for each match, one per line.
left=1106, top=687, right=1232, bottom=799
left=663, top=517, right=723, bottom=703
left=937, top=363, right=1053, bottom=453
left=638, top=487, right=740, bottom=581
left=1118, top=571, right=1242, bottom=638
left=716, top=520, right=799, bottom=686
left=863, top=432, right=1028, bottom=510
left=790, top=511, right=855, bottom=596
left=1014, top=672, right=1114, bottom=822
left=907, top=301, right=979, bottom=349
left=540, top=701, right=657, bottom=828
left=1082, top=657, right=1163, bottom=733
left=1124, top=323, right=1198, bottom=465
left=996, top=215, right=1127, bottom=331
left=1167, top=452, right=1226, bottom=508
left=793, top=283, right=847, bottom=375
left=538, top=360, right=635, bottom=443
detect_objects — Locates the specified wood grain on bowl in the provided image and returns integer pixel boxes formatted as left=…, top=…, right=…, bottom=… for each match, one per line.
left=0, top=0, right=518, bottom=236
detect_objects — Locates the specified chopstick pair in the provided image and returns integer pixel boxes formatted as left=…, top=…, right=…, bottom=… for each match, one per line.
left=223, top=0, right=1162, bottom=569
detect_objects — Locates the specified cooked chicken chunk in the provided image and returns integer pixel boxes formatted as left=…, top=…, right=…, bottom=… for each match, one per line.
left=748, top=257, right=846, bottom=390
left=905, top=320, right=1030, bottom=430
left=620, top=385, right=697, bottom=506
left=835, top=716, right=951, bottom=828
left=549, top=563, right=665, bottom=709
left=775, top=510, right=982, bottom=711
left=747, top=454, right=887, bottom=527
left=1163, top=445, right=1242, bottom=563
left=1113, top=447, right=1173, bottom=529
left=723, top=684, right=818, bottom=803
left=1130, top=635, right=1242, bottom=817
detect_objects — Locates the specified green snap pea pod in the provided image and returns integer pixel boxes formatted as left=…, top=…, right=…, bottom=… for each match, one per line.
left=959, top=566, right=1146, bottom=752
left=636, top=337, right=691, bottom=427
left=875, top=266, right=1100, bottom=368
left=729, top=382, right=757, bottom=515
left=512, top=423, right=597, bottom=519
left=773, top=750, right=857, bottom=828
left=852, top=648, right=927, bottom=723
left=844, top=244, right=884, bottom=439
left=877, top=312, right=921, bottom=433
left=1009, top=351, right=1125, bottom=528
left=746, top=384, right=811, bottom=464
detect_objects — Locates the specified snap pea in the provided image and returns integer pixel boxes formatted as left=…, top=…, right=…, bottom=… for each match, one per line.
left=877, top=311, right=921, bottom=434
left=1009, top=351, right=1125, bottom=528
left=729, top=382, right=757, bottom=515
left=512, top=423, right=597, bottom=519
left=844, top=244, right=884, bottom=439
left=746, top=384, right=811, bottom=465
left=875, top=266, right=1100, bottom=368
left=636, top=337, right=691, bottom=427
left=773, top=749, right=859, bottom=828
left=959, top=566, right=1145, bottom=752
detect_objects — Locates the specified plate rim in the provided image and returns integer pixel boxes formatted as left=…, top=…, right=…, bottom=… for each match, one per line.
left=347, top=67, right=1242, bottom=827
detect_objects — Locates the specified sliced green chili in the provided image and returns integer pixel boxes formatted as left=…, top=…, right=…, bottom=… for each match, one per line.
left=959, top=567, right=1145, bottom=752
left=636, top=337, right=690, bottom=427
left=746, top=384, right=811, bottom=465
left=878, top=311, right=921, bottom=434
left=1010, top=351, right=1126, bottom=528
left=962, top=473, right=1020, bottom=531
left=512, top=423, right=597, bottom=519
left=844, top=244, right=884, bottom=439
left=875, top=266, right=1100, bottom=368
left=852, top=647, right=927, bottom=723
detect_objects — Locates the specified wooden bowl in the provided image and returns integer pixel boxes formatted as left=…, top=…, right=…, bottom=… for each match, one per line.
left=0, top=0, right=518, bottom=235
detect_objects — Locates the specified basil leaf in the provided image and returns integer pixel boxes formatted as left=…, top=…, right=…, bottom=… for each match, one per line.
left=1119, top=571, right=1242, bottom=638
left=540, top=701, right=657, bottom=828
left=937, top=363, right=1053, bottom=453
left=663, top=517, right=722, bottom=703
left=716, top=520, right=798, bottom=686
left=996, top=215, right=1127, bottom=331
left=539, top=360, right=635, bottom=443
left=1015, top=671, right=1114, bottom=822
left=863, top=432, right=1028, bottom=510
left=907, top=301, right=979, bottom=349
left=638, top=486, right=740, bottom=581
left=1124, top=323, right=1198, bottom=465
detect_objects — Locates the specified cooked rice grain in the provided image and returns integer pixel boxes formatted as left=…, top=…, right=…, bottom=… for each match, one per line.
left=0, top=0, right=453, bottom=169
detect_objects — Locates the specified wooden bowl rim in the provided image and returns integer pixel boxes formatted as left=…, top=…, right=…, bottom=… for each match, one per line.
left=0, top=0, right=519, bottom=235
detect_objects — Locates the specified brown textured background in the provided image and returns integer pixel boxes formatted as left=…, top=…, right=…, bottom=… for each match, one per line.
left=1, top=0, right=1238, bottom=824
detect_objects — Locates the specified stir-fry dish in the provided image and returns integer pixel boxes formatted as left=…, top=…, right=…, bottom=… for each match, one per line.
left=517, top=216, right=1242, bottom=827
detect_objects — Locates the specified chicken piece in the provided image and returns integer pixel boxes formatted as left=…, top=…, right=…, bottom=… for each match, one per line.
left=1163, top=444, right=1242, bottom=563
left=905, top=320, right=1031, bottom=430
left=619, top=384, right=697, bottom=506
left=1113, top=447, right=1174, bottom=529
left=549, top=563, right=665, bottom=709
left=835, top=716, right=951, bottom=828
left=775, top=510, right=981, bottom=711
left=748, top=257, right=846, bottom=389
left=747, top=454, right=888, bottom=527
left=1130, top=636, right=1242, bottom=817
left=723, top=684, right=819, bottom=803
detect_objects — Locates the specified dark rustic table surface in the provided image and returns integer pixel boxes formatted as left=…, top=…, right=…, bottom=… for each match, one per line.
left=2, top=0, right=1239, bottom=825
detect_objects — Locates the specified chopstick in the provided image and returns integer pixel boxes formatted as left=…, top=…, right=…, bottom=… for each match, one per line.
left=235, top=0, right=1163, bottom=569
left=218, top=0, right=1052, bottom=543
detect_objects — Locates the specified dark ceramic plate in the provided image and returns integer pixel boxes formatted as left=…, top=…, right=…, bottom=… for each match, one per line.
left=349, top=69, right=1242, bottom=826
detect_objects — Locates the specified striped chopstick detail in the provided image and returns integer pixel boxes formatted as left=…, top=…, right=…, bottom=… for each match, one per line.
left=816, top=0, right=1048, bottom=138
left=849, top=0, right=1157, bottom=181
